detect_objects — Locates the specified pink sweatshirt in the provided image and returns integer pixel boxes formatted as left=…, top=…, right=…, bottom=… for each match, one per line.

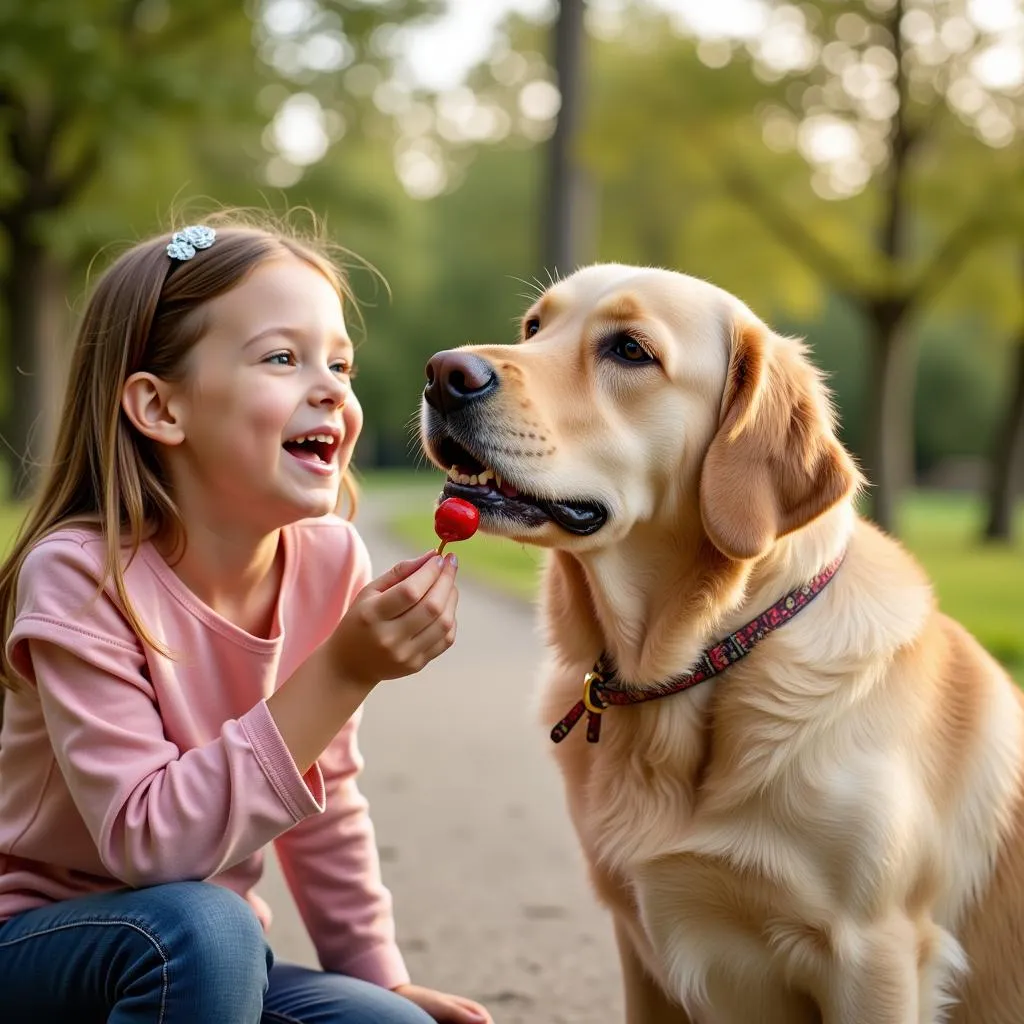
left=0, top=517, right=409, bottom=989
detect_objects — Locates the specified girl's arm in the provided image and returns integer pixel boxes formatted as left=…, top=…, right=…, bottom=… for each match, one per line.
left=263, top=550, right=464, bottom=986
left=266, top=550, right=454, bottom=774
left=13, top=538, right=457, bottom=890
left=273, top=713, right=409, bottom=989
left=28, top=637, right=333, bottom=886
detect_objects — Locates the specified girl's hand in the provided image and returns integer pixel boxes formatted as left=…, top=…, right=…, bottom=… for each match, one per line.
left=328, top=551, right=459, bottom=688
left=392, top=983, right=493, bottom=1024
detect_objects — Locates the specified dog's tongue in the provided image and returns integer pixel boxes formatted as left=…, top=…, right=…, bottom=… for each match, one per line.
left=542, top=499, right=607, bottom=536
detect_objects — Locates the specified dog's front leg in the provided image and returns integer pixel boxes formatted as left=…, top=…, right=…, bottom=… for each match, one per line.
left=818, top=915, right=922, bottom=1024
left=615, top=918, right=697, bottom=1024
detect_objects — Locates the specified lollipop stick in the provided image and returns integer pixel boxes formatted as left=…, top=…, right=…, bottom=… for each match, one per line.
left=436, top=540, right=448, bottom=556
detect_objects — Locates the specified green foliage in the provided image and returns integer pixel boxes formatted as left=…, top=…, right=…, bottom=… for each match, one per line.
left=913, top=318, right=1002, bottom=471
left=0, top=0, right=442, bottom=261
left=338, top=141, right=544, bottom=465
left=569, top=2, right=1024, bottom=325
left=0, top=0, right=447, bottom=486
left=0, top=0, right=1021, bottom=485
left=776, top=294, right=1006, bottom=474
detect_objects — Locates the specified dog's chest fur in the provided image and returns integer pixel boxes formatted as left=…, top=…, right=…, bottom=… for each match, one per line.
left=537, top=626, right=1015, bottom=1021
left=537, top=651, right=836, bottom=998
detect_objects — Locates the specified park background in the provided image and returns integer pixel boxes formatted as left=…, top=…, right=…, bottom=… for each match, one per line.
left=1, top=2, right=1023, bottom=1018
left=6, top=0, right=1020, bottom=674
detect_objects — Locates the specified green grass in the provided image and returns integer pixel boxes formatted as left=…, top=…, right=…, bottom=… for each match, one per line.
left=387, top=478, right=1024, bottom=682
left=900, top=494, right=1024, bottom=680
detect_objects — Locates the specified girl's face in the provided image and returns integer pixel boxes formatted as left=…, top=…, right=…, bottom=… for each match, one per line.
left=158, top=254, right=362, bottom=530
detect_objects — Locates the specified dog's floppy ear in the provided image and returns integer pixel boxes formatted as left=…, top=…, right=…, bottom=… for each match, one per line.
left=699, top=320, right=861, bottom=561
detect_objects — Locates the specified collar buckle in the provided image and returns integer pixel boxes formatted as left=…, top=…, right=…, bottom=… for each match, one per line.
left=582, top=670, right=606, bottom=715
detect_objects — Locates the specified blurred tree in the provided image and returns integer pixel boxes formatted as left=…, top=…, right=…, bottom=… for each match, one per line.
left=984, top=248, right=1024, bottom=541
left=543, top=0, right=588, bottom=275
left=719, top=0, right=1023, bottom=530
left=359, top=140, right=543, bottom=466
left=566, top=0, right=1024, bottom=532
left=0, top=0, right=439, bottom=498
left=368, top=4, right=1019, bottom=493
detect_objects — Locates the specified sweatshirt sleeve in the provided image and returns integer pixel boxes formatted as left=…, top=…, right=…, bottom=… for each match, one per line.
left=273, top=713, right=409, bottom=988
left=7, top=537, right=326, bottom=887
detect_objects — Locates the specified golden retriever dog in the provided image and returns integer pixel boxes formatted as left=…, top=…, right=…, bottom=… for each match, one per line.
left=419, top=264, right=1024, bottom=1024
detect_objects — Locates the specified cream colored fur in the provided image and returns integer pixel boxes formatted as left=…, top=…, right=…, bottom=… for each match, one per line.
left=421, top=265, right=1024, bottom=1023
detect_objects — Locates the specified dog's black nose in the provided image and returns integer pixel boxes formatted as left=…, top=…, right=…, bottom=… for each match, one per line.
left=424, top=351, right=498, bottom=414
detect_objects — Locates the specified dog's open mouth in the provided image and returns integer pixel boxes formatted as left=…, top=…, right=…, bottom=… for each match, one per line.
left=433, top=436, right=607, bottom=536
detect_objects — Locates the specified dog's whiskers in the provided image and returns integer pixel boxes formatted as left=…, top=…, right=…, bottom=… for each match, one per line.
left=509, top=275, right=545, bottom=300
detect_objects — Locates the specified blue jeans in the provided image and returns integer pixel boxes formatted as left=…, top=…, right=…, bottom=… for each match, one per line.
left=0, top=881, right=433, bottom=1023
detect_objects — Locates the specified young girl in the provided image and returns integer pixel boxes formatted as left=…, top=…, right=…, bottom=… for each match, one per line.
left=0, top=217, right=492, bottom=1024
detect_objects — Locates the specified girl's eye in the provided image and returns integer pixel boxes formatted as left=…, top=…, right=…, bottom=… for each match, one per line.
left=332, top=361, right=356, bottom=377
left=265, top=351, right=296, bottom=366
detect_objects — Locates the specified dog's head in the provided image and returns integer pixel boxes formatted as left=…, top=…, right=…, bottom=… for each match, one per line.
left=420, top=264, right=861, bottom=560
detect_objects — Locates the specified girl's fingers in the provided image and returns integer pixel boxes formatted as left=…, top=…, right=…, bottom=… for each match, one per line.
left=386, top=555, right=458, bottom=636
left=372, top=554, right=446, bottom=620
left=444, top=996, right=491, bottom=1024
left=416, top=614, right=458, bottom=664
left=408, top=572, right=459, bottom=644
left=363, top=551, right=435, bottom=596
left=421, top=634, right=455, bottom=665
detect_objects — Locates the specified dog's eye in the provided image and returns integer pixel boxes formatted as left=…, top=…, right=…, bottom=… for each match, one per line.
left=524, top=317, right=540, bottom=339
left=609, top=333, right=653, bottom=364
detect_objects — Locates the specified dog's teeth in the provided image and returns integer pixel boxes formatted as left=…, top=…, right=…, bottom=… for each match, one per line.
left=469, top=474, right=479, bottom=486
left=447, top=467, right=459, bottom=481
left=495, top=473, right=502, bottom=488
left=478, top=469, right=493, bottom=485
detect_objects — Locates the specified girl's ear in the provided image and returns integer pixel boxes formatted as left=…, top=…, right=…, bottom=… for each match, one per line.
left=121, top=372, right=186, bottom=447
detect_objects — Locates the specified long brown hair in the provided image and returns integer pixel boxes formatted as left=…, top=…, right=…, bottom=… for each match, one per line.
left=0, top=211, right=361, bottom=689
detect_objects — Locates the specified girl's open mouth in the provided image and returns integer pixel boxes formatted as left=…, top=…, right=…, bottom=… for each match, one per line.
left=283, top=432, right=339, bottom=473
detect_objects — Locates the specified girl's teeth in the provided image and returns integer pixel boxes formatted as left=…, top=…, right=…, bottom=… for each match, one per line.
left=293, top=433, right=335, bottom=445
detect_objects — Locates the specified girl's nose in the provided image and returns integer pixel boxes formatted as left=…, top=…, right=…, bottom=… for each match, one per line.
left=311, top=369, right=348, bottom=409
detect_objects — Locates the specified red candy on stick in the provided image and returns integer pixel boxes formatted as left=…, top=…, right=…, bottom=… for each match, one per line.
left=434, top=497, right=479, bottom=555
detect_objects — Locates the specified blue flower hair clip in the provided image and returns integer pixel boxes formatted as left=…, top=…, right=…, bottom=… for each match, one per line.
left=166, top=225, right=216, bottom=261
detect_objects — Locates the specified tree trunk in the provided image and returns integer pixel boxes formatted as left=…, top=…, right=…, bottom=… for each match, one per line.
left=858, top=0, right=917, bottom=536
left=0, top=218, right=68, bottom=500
left=542, top=0, right=588, bottom=276
left=861, top=302, right=916, bottom=534
left=983, top=337, right=1024, bottom=542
